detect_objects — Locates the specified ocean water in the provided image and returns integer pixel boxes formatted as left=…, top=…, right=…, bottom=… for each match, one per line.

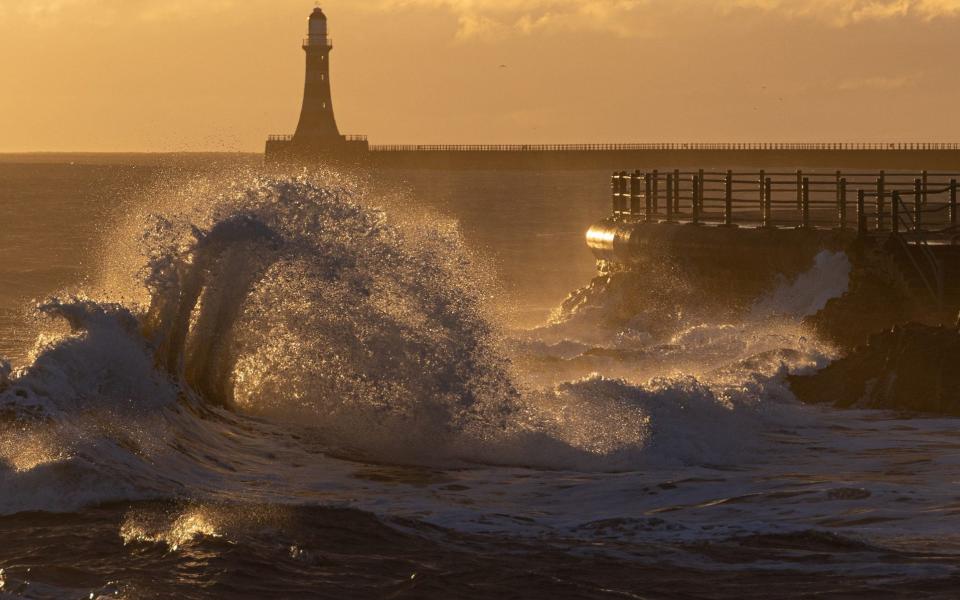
left=1, top=155, right=959, bottom=599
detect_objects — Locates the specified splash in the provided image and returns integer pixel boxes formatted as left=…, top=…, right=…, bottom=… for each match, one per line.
left=130, top=175, right=527, bottom=461
left=0, top=172, right=852, bottom=517
left=751, top=251, right=851, bottom=319
left=121, top=506, right=223, bottom=551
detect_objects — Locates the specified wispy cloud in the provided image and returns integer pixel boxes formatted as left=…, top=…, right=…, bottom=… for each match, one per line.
left=6, top=0, right=960, bottom=34
left=1, top=0, right=237, bottom=25
left=371, top=0, right=960, bottom=40
left=371, top=0, right=653, bottom=40
left=732, top=0, right=960, bottom=25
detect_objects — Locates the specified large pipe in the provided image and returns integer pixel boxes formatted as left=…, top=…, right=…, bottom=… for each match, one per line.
left=585, top=220, right=638, bottom=262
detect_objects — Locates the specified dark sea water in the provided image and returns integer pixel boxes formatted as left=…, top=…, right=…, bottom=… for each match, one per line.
left=1, top=155, right=959, bottom=599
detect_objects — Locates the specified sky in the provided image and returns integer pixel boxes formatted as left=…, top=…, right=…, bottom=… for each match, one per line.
left=1, top=0, right=959, bottom=151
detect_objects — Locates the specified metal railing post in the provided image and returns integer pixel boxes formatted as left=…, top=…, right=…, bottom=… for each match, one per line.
left=724, top=170, right=733, bottom=226
left=763, top=177, right=773, bottom=228
left=759, top=169, right=765, bottom=207
left=618, top=171, right=627, bottom=215
left=892, top=191, right=900, bottom=234
left=796, top=170, right=803, bottom=211
left=651, top=169, right=660, bottom=216
left=922, top=170, right=929, bottom=207
left=839, top=178, right=847, bottom=230
left=642, top=170, right=652, bottom=222
left=622, top=171, right=631, bottom=215
left=611, top=171, right=621, bottom=214
left=834, top=171, right=842, bottom=227
left=698, top=169, right=705, bottom=220
left=630, top=170, right=642, bottom=217
left=665, top=172, right=675, bottom=222
left=857, top=189, right=866, bottom=235
left=877, top=171, right=886, bottom=231
left=801, top=177, right=810, bottom=228
left=951, top=179, right=958, bottom=229
left=692, top=175, right=701, bottom=224
left=673, top=169, right=681, bottom=214
left=914, top=178, right=923, bottom=232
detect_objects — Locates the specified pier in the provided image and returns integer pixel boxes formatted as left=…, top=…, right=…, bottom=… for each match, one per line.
left=586, top=169, right=960, bottom=345
left=361, top=144, right=960, bottom=171
left=271, top=141, right=960, bottom=170
left=597, top=169, right=960, bottom=235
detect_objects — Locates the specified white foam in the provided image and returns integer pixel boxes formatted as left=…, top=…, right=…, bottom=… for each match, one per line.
left=751, top=250, right=851, bottom=319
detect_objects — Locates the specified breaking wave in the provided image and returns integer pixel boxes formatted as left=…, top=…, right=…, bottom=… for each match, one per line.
left=0, top=173, right=846, bottom=515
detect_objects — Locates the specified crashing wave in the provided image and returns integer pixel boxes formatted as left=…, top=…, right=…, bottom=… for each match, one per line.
left=0, top=173, right=842, bottom=515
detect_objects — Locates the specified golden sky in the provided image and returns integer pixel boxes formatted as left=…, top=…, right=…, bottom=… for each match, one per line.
left=2, top=0, right=959, bottom=151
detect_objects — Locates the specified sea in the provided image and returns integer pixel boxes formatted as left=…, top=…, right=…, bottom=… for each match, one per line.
left=0, top=154, right=958, bottom=599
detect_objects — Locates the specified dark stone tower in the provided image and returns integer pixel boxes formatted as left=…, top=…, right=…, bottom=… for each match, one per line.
left=265, top=7, right=367, bottom=162
left=292, top=7, right=341, bottom=149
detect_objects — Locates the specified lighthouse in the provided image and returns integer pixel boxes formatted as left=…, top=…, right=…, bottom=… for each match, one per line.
left=293, top=7, right=340, bottom=147
left=265, top=7, right=367, bottom=162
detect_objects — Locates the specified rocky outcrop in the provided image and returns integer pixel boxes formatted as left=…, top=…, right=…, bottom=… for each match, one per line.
left=553, top=252, right=825, bottom=343
left=552, top=261, right=694, bottom=340
left=789, top=323, right=960, bottom=415
left=803, top=241, right=920, bottom=350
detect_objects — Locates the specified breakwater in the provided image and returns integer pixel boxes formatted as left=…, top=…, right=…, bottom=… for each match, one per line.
left=584, top=168, right=960, bottom=347
left=266, top=142, right=960, bottom=170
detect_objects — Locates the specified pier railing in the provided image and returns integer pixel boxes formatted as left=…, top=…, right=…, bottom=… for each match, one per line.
left=371, top=143, right=960, bottom=152
left=608, top=169, right=960, bottom=306
left=266, top=134, right=368, bottom=143
left=610, top=170, right=960, bottom=241
left=303, top=37, right=333, bottom=49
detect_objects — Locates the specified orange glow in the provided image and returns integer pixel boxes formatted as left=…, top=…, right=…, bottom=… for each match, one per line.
left=2, top=0, right=959, bottom=151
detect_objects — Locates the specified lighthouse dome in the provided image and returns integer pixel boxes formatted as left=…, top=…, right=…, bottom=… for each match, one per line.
left=307, top=7, right=329, bottom=39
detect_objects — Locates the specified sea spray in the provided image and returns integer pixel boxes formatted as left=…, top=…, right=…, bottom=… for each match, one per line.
left=133, top=176, right=526, bottom=459
left=0, top=172, right=851, bottom=519
left=751, top=251, right=852, bottom=319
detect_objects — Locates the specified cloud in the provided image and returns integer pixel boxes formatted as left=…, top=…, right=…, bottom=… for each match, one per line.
left=0, top=0, right=238, bottom=25
left=370, top=0, right=960, bottom=40
left=11, top=0, right=85, bottom=19
left=731, top=0, right=960, bottom=25
left=371, top=0, right=653, bottom=40
left=7, top=0, right=960, bottom=34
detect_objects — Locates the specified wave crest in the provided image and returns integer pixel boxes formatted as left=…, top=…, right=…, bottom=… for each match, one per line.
left=0, top=172, right=842, bottom=516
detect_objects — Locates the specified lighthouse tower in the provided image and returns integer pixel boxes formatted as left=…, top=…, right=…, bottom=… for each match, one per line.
left=292, top=7, right=341, bottom=149
left=266, top=7, right=366, bottom=161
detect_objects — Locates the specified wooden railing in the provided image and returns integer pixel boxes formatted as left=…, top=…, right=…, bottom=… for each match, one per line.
left=610, top=170, right=960, bottom=240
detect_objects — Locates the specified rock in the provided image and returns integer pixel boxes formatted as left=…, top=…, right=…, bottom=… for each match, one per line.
left=553, top=259, right=770, bottom=343
left=803, top=242, right=917, bottom=350
left=789, top=323, right=960, bottom=415
left=0, top=360, right=10, bottom=393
